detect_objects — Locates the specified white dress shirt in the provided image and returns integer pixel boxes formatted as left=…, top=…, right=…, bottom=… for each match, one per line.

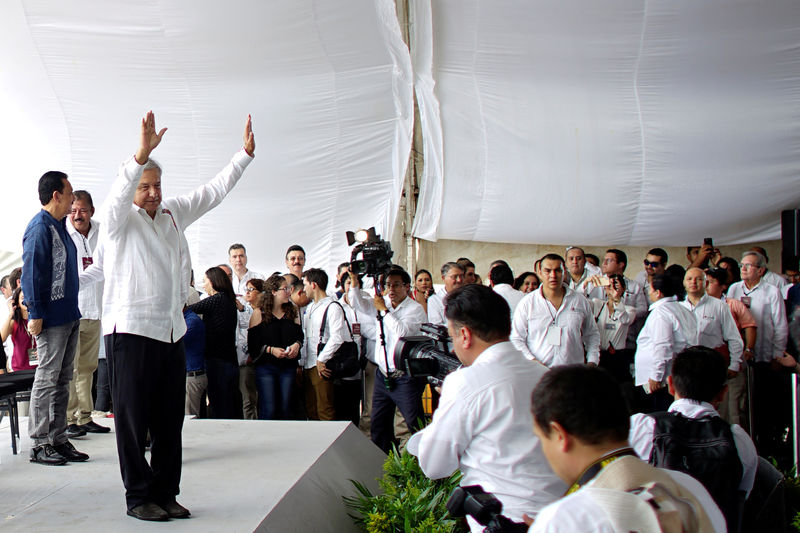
left=629, top=398, right=758, bottom=497
left=588, top=276, right=648, bottom=321
left=299, top=296, right=350, bottom=369
left=98, top=150, right=253, bottom=342
left=426, top=290, right=447, bottom=325
left=348, top=289, right=427, bottom=374
left=681, top=294, right=744, bottom=371
left=233, top=269, right=263, bottom=365
left=567, top=262, right=601, bottom=295
left=407, top=342, right=564, bottom=530
left=236, top=304, right=254, bottom=365
left=67, top=218, right=102, bottom=320
left=727, top=279, right=788, bottom=362
left=233, top=269, right=263, bottom=303
left=762, top=269, right=788, bottom=291
left=339, top=291, right=378, bottom=363
left=492, top=283, right=525, bottom=317
left=590, top=297, right=636, bottom=351
left=510, top=287, right=601, bottom=366
left=589, top=275, right=650, bottom=351
left=634, top=296, right=697, bottom=386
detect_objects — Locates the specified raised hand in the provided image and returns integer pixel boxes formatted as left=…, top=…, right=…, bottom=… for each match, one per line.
left=135, top=111, right=168, bottom=165
left=243, top=114, right=255, bottom=156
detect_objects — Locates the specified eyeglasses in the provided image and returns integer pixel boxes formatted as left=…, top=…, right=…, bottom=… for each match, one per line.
left=740, top=263, right=759, bottom=270
left=279, top=286, right=293, bottom=293
left=245, top=287, right=259, bottom=293
left=385, top=282, right=406, bottom=289
left=643, top=260, right=662, bottom=268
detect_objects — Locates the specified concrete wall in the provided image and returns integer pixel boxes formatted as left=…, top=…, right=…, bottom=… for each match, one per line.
left=414, top=238, right=784, bottom=282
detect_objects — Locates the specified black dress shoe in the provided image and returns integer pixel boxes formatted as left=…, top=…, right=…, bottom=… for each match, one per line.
left=159, top=500, right=191, bottom=519
left=30, top=444, right=68, bottom=466
left=82, top=420, right=111, bottom=433
left=65, top=424, right=86, bottom=438
left=53, top=441, right=89, bottom=462
left=127, top=503, right=169, bottom=522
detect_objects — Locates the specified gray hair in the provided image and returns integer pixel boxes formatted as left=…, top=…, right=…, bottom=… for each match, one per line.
left=441, top=261, right=464, bottom=277
left=142, top=158, right=163, bottom=175
left=741, top=251, right=766, bottom=269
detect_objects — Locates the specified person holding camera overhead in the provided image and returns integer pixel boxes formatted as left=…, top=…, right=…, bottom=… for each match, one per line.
left=348, top=266, right=427, bottom=454
left=407, top=285, right=564, bottom=532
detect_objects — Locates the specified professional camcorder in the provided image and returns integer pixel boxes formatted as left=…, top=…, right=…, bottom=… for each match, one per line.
left=346, top=227, right=394, bottom=278
left=447, top=485, right=529, bottom=533
left=394, top=323, right=461, bottom=387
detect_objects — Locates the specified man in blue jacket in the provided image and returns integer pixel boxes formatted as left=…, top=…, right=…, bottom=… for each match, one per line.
left=22, top=171, right=86, bottom=465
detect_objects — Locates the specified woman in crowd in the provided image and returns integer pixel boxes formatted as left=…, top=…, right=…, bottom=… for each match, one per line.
left=237, top=278, right=264, bottom=419
left=1, top=288, right=36, bottom=371
left=248, top=274, right=303, bottom=420
left=187, top=266, right=240, bottom=419
left=411, top=269, right=435, bottom=313
left=513, top=271, right=540, bottom=293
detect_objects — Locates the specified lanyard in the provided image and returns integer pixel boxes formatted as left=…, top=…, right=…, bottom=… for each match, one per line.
left=565, top=447, right=637, bottom=495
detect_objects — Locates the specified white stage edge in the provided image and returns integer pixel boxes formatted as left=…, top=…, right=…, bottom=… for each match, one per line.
left=0, top=417, right=386, bottom=532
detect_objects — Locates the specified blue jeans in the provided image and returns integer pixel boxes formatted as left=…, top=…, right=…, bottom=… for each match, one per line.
left=255, top=364, right=295, bottom=420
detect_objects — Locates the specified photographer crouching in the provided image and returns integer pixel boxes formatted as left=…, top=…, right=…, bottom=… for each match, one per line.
left=407, top=285, right=565, bottom=532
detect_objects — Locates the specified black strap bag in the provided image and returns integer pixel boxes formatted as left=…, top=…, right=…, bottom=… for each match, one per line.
left=317, top=301, right=360, bottom=379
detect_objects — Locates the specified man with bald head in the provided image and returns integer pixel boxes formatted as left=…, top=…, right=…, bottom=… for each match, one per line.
left=681, top=268, right=743, bottom=377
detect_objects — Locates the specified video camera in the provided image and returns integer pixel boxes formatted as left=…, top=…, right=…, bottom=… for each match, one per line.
left=446, top=485, right=529, bottom=533
left=346, top=227, right=394, bottom=279
left=394, top=323, right=461, bottom=387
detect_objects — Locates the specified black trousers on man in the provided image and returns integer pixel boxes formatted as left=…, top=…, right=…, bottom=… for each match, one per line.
left=106, top=333, right=186, bottom=510
left=370, top=369, right=426, bottom=454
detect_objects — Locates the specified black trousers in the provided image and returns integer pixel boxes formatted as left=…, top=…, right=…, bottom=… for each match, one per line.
left=334, top=376, right=362, bottom=427
left=370, top=369, right=426, bottom=454
left=106, top=333, right=186, bottom=510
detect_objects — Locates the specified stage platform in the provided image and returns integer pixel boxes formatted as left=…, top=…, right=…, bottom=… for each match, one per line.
left=0, top=416, right=386, bottom=532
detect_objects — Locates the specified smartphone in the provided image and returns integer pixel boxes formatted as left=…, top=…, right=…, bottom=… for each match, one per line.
left=703, top=237, right=713, bottom=247
left=597, top=276, right=611, bottom=287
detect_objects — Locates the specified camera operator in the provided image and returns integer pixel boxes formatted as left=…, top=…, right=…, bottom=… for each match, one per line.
left=407, top=285, right=564, bottom=532
left=348, top=266, right=428, bottom=453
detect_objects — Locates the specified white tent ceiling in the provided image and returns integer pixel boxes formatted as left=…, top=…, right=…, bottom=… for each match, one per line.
left=1, top=0, right=799, bottom=278
left=0, top=0, right=412, bottom=275
left=411, top=0, right=800, bottom=246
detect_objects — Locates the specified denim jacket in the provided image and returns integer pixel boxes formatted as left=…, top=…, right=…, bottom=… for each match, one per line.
left=21, top=210, right=81, bottom=328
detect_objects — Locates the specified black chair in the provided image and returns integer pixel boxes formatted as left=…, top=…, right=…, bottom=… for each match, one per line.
left=0, top=370, right=36, bottom=455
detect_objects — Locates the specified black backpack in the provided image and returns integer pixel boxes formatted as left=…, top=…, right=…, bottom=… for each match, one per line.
left=649, top=411, right=744, bottom=533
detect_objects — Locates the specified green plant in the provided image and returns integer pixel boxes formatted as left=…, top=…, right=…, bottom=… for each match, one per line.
left=344, top=447, right=467, bottom=533
left=772, top=459, right=800, bottom=532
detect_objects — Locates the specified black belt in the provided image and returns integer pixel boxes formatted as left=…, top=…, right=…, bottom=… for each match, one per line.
left=187, top=370, right=205, bottom=377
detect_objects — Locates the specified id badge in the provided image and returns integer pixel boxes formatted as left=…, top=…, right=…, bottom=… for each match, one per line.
left=82, top=256, right=93, bottom=270
left=604, top=322, right=617, bottom=331
left=545, top=325, right=562, bottom=346
left=741, top=296, right=751, bottom=308
left=28, top=347, right=39, bottom=365
left=352, top=323, right=361, bottom=335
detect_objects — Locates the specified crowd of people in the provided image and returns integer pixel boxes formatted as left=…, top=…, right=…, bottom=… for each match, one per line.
left=4, top=110, right=800, bottom=529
